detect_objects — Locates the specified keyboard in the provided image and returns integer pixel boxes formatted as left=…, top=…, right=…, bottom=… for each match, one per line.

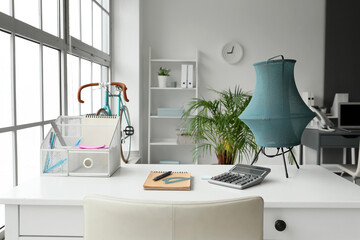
left=208, top=164, right=271, bottom=190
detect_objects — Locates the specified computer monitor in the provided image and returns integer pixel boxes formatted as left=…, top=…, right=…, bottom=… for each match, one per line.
left=338, top=102, right=360, bottom=130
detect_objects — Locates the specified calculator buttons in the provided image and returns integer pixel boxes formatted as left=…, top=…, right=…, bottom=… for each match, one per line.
left=208, top=164, right=271, bottom=190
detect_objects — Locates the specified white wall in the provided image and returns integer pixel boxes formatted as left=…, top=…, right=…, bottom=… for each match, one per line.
left=138, top=0, right=326, bottom=164
left=113, top=0, right=326, bottom=164
left=112, top=0, right=140, bottom=152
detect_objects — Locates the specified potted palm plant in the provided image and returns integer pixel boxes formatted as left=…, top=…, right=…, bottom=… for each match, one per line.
left=183, top=86, right=257, bottom=164
left=158, top=67, right=171, bottom=88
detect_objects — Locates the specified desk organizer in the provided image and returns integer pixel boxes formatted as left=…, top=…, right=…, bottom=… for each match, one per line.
left=40, top=115, right=120, bottom=177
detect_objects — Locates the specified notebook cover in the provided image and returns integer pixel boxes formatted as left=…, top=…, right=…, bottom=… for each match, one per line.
left=81, top=115, right=119, bottom=145
left=143, top=171, right=191, bottom=191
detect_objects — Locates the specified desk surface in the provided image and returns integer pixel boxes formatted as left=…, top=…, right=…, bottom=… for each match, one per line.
left=1, top=164, right=360, bottom=209
left=303, top=127, right=360, bottom=137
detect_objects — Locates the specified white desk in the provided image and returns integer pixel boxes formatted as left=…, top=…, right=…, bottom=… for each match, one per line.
left=1, top=164, right=360, bottom=240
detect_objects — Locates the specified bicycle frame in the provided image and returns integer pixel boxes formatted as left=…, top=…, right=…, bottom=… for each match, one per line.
left=104, top=87, right=130, bottom=126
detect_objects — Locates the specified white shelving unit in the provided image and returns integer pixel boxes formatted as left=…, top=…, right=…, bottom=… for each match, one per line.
left=147, top=48, right=198, bottom=164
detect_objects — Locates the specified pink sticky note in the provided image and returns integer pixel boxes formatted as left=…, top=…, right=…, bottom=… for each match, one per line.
left=77, top=144, right=109, bottom=149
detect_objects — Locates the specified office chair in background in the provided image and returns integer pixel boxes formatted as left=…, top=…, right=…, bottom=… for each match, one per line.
left=84, top=195, right=264, bottom=240
left=338, top=141, right=360, bottom=184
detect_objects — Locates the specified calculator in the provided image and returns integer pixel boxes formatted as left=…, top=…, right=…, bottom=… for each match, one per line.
left=208, top=164, right=271, bottom=190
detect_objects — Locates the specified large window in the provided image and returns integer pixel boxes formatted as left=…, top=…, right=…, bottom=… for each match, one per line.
left=67, top=54, right=109, bottom=116
left=0, top=0, right=111, bottom=229
left=70, top=0, right=110, bottom=53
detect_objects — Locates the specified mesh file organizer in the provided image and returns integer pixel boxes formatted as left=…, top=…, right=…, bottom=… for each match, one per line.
left=40, top=115, right=120, bottom=177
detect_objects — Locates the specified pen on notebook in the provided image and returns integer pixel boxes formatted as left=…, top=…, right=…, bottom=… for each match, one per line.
left=153, top=171, right=172, bottom=181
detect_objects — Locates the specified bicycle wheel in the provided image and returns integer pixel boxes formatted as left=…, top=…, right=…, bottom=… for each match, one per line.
left=120, top=106, right=132, bottom=163
left=97, top=108, right=108, bottom=116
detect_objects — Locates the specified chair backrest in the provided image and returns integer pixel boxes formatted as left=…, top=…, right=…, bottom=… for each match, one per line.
left=83, top=195, right=264, bottom=240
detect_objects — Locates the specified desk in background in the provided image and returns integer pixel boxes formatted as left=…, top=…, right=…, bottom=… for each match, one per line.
left=300, top=128, right=360, bottom=165
left=1, top=164, right=360, bottom=240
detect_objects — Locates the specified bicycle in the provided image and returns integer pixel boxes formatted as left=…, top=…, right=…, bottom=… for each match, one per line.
left=77, top=82, right=134, bottom=163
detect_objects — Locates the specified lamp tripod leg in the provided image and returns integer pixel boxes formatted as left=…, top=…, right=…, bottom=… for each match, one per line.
left=251, top=147, right=263, bottom=165
left=289, top=148, right=300, bottom=169
left=281, top=147, right=289, bottom=178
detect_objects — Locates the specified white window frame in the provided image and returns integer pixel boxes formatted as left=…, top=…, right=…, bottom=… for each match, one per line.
left=0, top=0, right=112, bottom=231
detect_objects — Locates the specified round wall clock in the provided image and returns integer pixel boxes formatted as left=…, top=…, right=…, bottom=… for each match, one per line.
left=222, top=42, right=244, bottom=64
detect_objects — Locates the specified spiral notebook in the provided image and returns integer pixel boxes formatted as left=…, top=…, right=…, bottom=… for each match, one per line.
left=81, top=114, right=119, bottom=145
left=143, top=171, right=191, bottom=191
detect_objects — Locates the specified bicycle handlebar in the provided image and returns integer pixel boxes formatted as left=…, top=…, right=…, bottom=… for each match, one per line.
left=77, top=82, right=129, bottom=103
left=110, top=82, right=129, bottom=102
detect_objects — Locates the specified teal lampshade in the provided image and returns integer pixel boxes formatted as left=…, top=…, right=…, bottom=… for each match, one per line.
left=239, top=57, right=315, bottom=148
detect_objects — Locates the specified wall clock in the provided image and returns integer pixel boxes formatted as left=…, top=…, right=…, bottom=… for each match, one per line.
left=222, top=42, right=244, bottom=64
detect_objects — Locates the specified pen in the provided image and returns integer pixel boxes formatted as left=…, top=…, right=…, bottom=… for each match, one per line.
left=44, top=132, right=55, bottom=172
left=75, top=138, right=82, bottom=147
left=153, top=171, right=172, bottom=181
left=44, top=158, right=68, bottom=173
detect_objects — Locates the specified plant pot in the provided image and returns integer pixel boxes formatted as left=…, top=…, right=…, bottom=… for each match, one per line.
left=158, top=76, right=169, bottom=88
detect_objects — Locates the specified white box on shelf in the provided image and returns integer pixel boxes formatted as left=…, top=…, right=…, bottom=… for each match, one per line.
left=181, top=64, right=188, bottom=88
left=176, top=128, right=196, bottom=145
left=40, top=115, right=120, bottom=177
left=187, top=64, right=194, bottom=88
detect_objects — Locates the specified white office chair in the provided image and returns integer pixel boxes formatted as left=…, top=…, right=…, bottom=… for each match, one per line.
left=338, top=141, right=360, bottom=184
left=83, top=195, right=264, bottom=240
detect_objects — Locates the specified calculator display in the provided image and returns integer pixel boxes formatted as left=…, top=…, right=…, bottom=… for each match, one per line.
left=232, top=165, right=265, bottom=175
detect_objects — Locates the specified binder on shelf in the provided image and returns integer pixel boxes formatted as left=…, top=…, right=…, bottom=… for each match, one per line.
left=187, top=65, right=194, bottom=88
left=181, top=64, right=188, bottom=88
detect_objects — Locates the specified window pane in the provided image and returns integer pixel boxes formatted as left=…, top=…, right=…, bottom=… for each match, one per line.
left=103, top=0, right=110, bottom=12
left=0, top=132, right=14, bottom=228
left=80, top=59, right=92, bottom=114
left=81, top=0, right=92, bottom=45
left=17, top=126, right=40, bottom=186
left=15, top=37, right=41, bottom=125
left=0, top=0, right=11, bottom=15
left=69, top=0, right=80, bottom=39
left=93, top=3, right=102, bottom=50
left=43, top=46, right=60, bottom=120
left=44, top=124, right=51, bottom=137
left=101, top=65, right=109, bottom=83
left=14, top=0, right=40, bottom=28
left=102, top=12, right=109, bottom=53
left=67, top=54, right=80, bottom=116
left=92, top=63, right=102, bottom=113
left=0, top=31, right=12, bottom=128
left=59, top=0, right=64, bottom=38
left=42, top=0, right=59, bottom=36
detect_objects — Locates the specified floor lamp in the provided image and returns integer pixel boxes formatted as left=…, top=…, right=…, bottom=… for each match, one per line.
left=239, top=55, right=315, bottom=178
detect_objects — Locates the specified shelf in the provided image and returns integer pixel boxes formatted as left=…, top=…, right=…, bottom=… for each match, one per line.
left=150, top=115, right=195, bottom=119
left=150, top=87, right=196, bottom=90
left=148, top=48, right=199, bottom=164
left=150, top=138, right=196, bottom=146
left=151, top=59, right=197, bottom=63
